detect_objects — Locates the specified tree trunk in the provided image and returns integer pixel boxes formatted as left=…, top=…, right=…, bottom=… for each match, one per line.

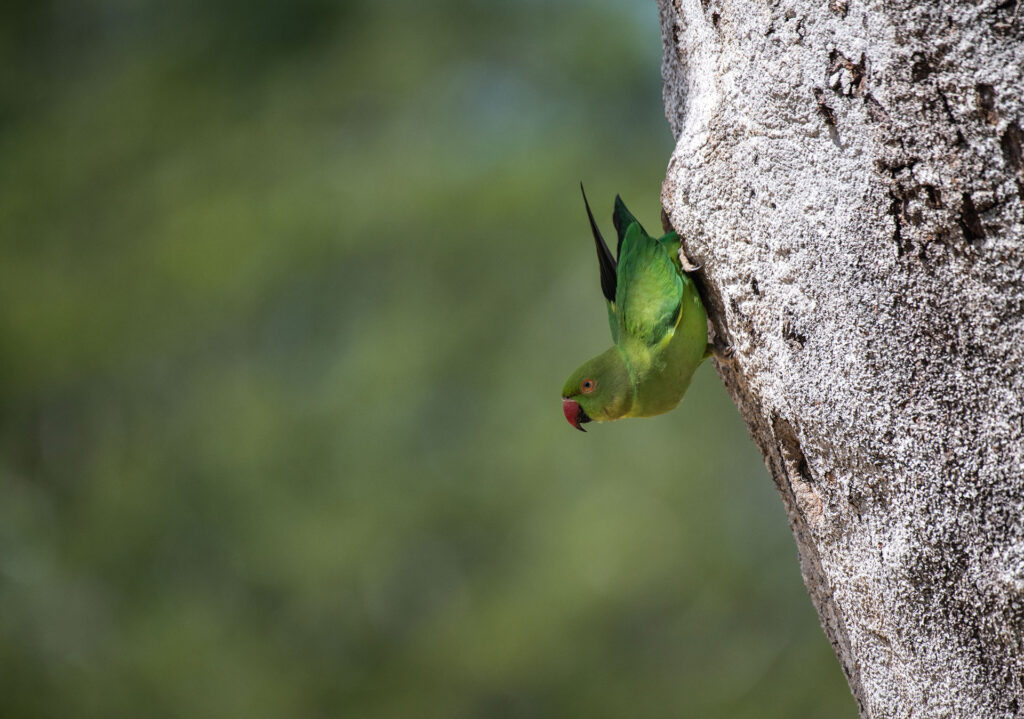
left=656, top=0, right=1024, bottom=716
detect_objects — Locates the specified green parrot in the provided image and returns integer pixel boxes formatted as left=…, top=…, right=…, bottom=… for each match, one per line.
left=561, top=186, right=708, bottom=431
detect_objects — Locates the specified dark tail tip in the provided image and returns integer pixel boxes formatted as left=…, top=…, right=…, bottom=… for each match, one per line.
left=579, top=183, right=617, bottom=304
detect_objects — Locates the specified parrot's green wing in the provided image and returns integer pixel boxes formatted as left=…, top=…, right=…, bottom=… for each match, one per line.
left=615, top=223, right=683, bottom=346
left=612, top=195, right=647, bottom=259
left=605, top=302, right=620, bottom=345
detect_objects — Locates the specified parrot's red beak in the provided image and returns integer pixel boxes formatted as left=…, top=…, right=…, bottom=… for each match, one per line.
left=562, top=398, right=591, bottom=432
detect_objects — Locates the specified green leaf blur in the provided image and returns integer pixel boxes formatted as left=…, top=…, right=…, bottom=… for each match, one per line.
left=0, top=1, right=856, bottom=717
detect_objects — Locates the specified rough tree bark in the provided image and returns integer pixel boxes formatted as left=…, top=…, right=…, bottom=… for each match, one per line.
left=656, top=0, right=1024, bottom=716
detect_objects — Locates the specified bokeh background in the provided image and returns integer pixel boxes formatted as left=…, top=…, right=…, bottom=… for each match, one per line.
left=0, top=1, right=856, bottom=717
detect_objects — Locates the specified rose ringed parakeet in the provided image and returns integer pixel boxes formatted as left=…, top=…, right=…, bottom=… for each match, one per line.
left=561, top=186, right=708, bottom=431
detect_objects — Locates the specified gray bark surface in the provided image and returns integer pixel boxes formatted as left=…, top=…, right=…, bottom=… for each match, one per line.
left=656, top=0, right=1024, bottom=716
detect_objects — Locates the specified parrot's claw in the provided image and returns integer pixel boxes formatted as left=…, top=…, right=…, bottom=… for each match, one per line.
left=712, top=339, right=737, bottom=362
left=677, top=246, right=702, bottom=274
left=704, top=336, right=736, bottom=363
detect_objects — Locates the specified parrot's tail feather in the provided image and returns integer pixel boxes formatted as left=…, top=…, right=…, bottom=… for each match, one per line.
left=580, top=183, right=617, bottom=304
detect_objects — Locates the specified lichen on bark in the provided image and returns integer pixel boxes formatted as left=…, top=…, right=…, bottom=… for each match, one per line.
left=656, top=0, right=1024, bottom=716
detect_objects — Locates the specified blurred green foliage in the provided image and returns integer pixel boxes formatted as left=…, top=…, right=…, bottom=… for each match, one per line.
left=0, top=1, right=856, bottom=717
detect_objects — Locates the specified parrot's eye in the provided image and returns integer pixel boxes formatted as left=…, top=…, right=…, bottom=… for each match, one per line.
left=581, top=379, right=596, bottom=394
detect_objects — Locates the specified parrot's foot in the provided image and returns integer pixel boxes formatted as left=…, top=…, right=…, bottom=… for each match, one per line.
left=705, top=338, right=737, bottom=363
left=678, top=247, right=703, bottom=274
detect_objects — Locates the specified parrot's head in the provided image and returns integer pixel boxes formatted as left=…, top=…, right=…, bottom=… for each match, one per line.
left=560, top=347, right=633, bottom=432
